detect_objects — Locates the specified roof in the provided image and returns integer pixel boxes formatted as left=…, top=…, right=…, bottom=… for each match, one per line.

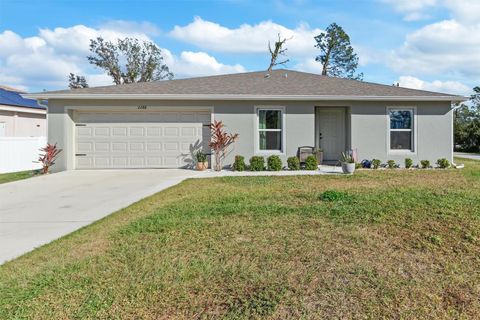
left=24, top=70, right=466, bottom=102
left=0, top=87, right=46, bottom=109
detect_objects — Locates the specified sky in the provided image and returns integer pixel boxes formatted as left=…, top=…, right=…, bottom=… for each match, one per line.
left=0, top=0, right=479, bottom=95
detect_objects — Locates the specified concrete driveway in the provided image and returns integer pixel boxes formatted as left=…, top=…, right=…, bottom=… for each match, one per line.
left=455, top=152, right=480, bottom=161
left=0, top=169, right=201, bottom=264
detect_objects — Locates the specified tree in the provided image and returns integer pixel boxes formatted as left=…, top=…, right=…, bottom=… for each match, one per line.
left=454, top=86, right=480, bottom=152
left=87, top=37, right=173, bottom=85
left=314, top=23, right=363, bottom=80
left=267, top=34, right=291, bottom=72
left=209, top=121, right=239, bottom=171
left=68, top=73, right=89, bottom=89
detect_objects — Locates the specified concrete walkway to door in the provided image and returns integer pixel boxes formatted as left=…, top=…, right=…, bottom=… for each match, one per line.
left=0, top=169, right=201, bottom=264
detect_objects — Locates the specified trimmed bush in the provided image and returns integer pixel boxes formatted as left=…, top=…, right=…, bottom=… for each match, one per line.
left=287, top=156, right=300, bottom=170
left=372, top=159, right=381, bottom=169
left=249, top=156, right=265, bottom=171
left=405, top=158, right=413, bottom=169
left=387, top=160, right=396, bottom=169
left=304, top=155, right=318, bottom=170
left=436, top=158, right=450, bottom=169
left=267, top=155, right=282, bottom=171
left=420, top=160, right=430, bottom=169
left=233, top=155, right=246, bottom=171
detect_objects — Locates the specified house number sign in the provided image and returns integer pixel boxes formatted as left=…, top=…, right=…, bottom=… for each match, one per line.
left=137, top=105, right=147, bottom=110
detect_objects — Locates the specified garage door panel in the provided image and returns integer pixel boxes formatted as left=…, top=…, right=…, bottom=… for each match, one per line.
left=146, top=127, right=162, bottom=137
left=75, top=111, right=210, bottom=169
left=164, top=127, right=179, bottom=137
left=112, top=127, right=127, bottom=136
left=112, top=157, right=128, bottom=167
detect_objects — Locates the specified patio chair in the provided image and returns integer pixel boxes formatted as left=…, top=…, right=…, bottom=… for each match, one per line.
left=297, top=146, right=315, bottom=167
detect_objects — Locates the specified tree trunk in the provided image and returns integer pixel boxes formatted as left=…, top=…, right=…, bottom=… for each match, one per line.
left=214, top=152, right=222, bottom=171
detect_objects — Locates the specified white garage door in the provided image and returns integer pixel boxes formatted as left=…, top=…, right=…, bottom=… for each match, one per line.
left=75, top=111, right=211, bottom=169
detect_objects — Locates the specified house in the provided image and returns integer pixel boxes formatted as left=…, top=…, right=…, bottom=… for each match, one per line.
left=0, top=86, right=47, bottom=137
left=24, top=70, right=465, bottom=172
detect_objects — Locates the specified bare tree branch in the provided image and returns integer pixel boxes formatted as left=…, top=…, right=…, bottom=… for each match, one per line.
left=267, top=33, right=292, bottom=72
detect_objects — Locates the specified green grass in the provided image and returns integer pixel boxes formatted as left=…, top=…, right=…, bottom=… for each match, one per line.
left=1, top=158, right=480, bottom=319
left=0, top=170, right=38, bottom=185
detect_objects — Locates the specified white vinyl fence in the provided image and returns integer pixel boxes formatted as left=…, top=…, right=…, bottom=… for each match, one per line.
left=0, top=137, right=47, bottom=174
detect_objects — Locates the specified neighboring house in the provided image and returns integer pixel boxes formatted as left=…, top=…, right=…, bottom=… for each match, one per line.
left=24, top=70, right=465, bottom=172
left=0, top=86, right=47, bottom=137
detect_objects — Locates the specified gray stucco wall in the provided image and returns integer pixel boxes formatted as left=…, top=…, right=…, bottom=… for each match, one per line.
left=47, top=99, right=452, bottom=171
left=350, top=101, right=453, bottom=165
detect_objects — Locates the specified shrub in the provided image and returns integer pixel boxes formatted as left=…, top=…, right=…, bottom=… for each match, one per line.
left=420, top=160, right=431, bottom=169
left=372, top=159, right=381, bottom=169
left=267, top=155, right=282, bottom=171
left=249, top=156, right=265, bottom=171
left=387, top=160, right=396, bottom=169
left=355, top=162, right=362, bottom=169
left=304, top=155, right=318, bottom=170
left=233, top=155, right=246, bottom=171
left=287, top=156, right=300, bottom=170
left=320, top=190, right=351, bottom=202
left=436, top=158, right=450, bottom=169
left=405, top=158, right=413, bottom=169
left=195, top=151, right=207, bottom=163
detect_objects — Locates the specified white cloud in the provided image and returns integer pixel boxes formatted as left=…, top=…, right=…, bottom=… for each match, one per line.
left=443, top=0, right=480, bottom=24
left=381, top=0, right=438, bottom=21
left=389, top=19, right=480, bottom=77
left=163, top=50, right=246, bottom=77
left=170, top=16, right=323, bottom=57
left=382, top=0, right=480, bottom=23
left=398, top=76, right=470, bottom=95
left=0, top=23, right=245, bottom=91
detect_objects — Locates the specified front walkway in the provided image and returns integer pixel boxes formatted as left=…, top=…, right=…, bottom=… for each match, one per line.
left=199, top=164, right=343, bottom=177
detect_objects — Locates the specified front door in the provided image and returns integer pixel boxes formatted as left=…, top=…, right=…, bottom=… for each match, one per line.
left=316, top=108, right=346, bottom=161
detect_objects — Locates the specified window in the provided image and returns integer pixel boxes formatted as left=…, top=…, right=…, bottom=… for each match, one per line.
left=389, top=108, right=414, bottom=151
left=257, top=108, right=283, bottom=152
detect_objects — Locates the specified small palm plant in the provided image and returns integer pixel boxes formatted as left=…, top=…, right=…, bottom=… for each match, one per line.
left=38, top=143, right=62, bottom=174
left=340, top=152, right=354, bottom=163
left=209, top=121, right=239, bottom=171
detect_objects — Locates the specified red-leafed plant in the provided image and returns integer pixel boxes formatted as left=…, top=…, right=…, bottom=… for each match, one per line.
left=209, top=121, right=239, bottom=171
left=38, top=143, right=62, bottom=174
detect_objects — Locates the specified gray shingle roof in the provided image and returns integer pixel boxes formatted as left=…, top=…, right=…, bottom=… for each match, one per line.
left=29, top=69, right=463, bottom=100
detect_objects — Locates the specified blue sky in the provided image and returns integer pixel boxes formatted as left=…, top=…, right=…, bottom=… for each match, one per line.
left=0, top=0, right=478, bottom=95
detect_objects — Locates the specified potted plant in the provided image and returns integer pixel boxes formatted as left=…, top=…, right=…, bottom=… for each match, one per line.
left=340, top=151, right=355, bottom=174
left=195, top=151, right=208, bottom=171
left=313, top=147, right=323, bottom=165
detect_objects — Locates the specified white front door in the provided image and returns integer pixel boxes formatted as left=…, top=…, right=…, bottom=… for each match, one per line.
left=317, top=108, right=346, bottom=161
left=74, top=110, right=211, bottom=169
left=0, top=123, right=5, bottom=137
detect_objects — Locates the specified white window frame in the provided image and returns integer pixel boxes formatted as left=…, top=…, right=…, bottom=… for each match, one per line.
left=254, top=106, right=286, bottom=155
left=387, top=106, right=417, bottom=154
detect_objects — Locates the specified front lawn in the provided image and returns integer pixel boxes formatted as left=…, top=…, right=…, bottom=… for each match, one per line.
left=1, top=159, right=479, bottom=319
left=0, top=170, right=38, bottom=185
